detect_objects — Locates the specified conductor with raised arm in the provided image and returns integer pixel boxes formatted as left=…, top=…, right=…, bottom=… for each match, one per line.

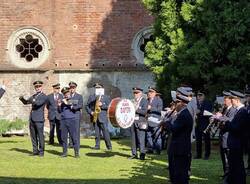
left=19, top=81, right=47, bottom=157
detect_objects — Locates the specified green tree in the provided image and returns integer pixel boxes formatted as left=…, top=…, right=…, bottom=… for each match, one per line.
left=142, top=0, right=250, bottom=101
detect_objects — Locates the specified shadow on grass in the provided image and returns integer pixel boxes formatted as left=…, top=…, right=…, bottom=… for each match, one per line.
left=46, top=149, right=62, bottom=156
left=0, top=140, right=21, bottom=144
left=10, top=148, right=33, bottom=155
left=85, top=151, right=130, bottom=158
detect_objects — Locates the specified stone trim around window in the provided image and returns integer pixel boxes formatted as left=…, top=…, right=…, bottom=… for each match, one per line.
left=131, top=26, right=153, bottom=64
left=7, top=27, right=50, bottom=69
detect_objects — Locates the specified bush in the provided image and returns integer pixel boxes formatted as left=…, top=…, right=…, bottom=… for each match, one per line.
left=0, top=119, right=27, bottom=134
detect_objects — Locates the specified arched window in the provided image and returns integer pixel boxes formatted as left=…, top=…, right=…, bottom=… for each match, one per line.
left=131, top=27, right=153, bottom=64
left=7, top=27, right=50, bottom=69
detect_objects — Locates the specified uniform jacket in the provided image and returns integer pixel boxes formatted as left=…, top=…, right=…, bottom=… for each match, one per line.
left=85, top=94, right=111, bottom=123
left=196, top=100, right=213, bottom=130
left=46, top=93, right=63, bottom=121
left=20, top=92, right=47, bottom=122
left=71, top=92, right=83, bottom=119
left=0, top=87, right=5, bottom=99
left=224, top=106, right=248, bottom=149
left=134, top=97, right=148, bottom=127
left=59, top=98, right=76, bottom=120
left=147, top=96, right=163, bottom=127
left=165, top=108, right=193, bottom=155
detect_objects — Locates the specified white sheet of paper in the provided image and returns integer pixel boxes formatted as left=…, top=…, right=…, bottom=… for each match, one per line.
left=203, top=110, right=213, bottom=116
left=171, top=91, right=176, bottom=101
left=95, top=88, right=105, bottom=96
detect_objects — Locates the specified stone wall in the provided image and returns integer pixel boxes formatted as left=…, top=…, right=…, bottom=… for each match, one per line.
left=0, top=71, right=155, bottom=136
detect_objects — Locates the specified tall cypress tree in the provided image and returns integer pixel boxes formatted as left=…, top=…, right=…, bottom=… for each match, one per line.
left=142, top=0, right=250, bottom=101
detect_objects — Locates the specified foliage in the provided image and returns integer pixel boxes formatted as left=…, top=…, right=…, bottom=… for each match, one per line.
left=1, top=137, right=249, bottom=183
left=142, top=0, right=250, bottom=101
left=0, top=119, right=27, bottom=134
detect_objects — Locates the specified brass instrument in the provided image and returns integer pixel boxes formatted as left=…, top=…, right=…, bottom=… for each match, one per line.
left=92, top=95, right=102, bottom=123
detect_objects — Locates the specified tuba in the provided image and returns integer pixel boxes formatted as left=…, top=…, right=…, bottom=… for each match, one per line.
left=92, top=95, right=102, bottom=123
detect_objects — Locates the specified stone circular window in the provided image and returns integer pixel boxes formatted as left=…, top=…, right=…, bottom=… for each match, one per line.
left=131, top=27, right=154, bottom=64
left=7, top=27, right=50, bottom=68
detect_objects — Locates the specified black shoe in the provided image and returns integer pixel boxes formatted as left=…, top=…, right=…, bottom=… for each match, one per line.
left=30, top=152, right=39, bottom=156
left=61, top=153, right=67, bottom=157
left=39, top=153, right=44, bottom=157
left=193, top=156, right=201, bottom=159
left=91, top=146, right=100, bottom=150
left=203, top=156, right=209, bottom=160
left=139, top=153, right=145, bottom=160
left=106, top=147, right=112, bottom=151
left=128, top=155, right=138, bottom=159
left=146, top=150, right=154, bottom=154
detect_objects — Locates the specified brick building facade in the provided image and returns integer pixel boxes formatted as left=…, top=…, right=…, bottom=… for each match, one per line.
left=0, top=0, right=154, bottom=136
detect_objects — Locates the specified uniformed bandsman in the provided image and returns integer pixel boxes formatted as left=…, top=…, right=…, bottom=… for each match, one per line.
left=68, top=81, right=83, bottom=149
left=46, top=83, right=63, bottom=145
left=85, top=83, right=112, bottom=150
left=195, top=91, right=213, bottom=160
left=19, top=81, right=47, bottom=157
left=130, top=87, right=148, bottom=160
left=58, top=87, right=79, bottom=158
left=244, top=87, right=250, bottom=175
left=146, top=86, right=163, bottom=154
left=216, top=90, right=248, bottom=184
left=216, top=91, right=237, bottom=179
left=162, top=94, right=193, bottom=184
left=0, top=83, right=6, bottom=99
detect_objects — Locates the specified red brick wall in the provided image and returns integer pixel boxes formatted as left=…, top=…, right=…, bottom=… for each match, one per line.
left=0, top=0, right=153, bottom=71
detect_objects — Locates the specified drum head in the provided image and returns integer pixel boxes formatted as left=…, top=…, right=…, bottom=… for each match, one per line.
left=114, top=99, right=135, bottom=129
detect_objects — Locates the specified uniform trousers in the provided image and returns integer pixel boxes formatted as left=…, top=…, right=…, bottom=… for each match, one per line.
left=131, top=123, right=146, bottom=156
left=29, top=120, right=45, bottom=154
left=168, top=153, right=189, bottom=184
left=61, top=118, right=78, bottom=154
left=94, top=121, right=112, bottom=149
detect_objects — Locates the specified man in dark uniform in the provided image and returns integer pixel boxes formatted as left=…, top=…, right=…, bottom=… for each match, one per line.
left=130, top=87, right=148, bottom=160
left=146, top=86, right=163, bottom=154
left=68, top=81, right=83, bottom=149
left=19, top=81, right=47, bottom=157
left=46, top=83, right=63, bottom=145
left=58, top=87, right=79, bottom=158
left=244, top=87, right=250, bottom=175
left=0, top=83, right=6, bottom=99
left=217, top=90, right=248, bottom=184
left=195, top=91, right=213, bottom=159
left=162, top=94, right=193, bottom=184
left=216, top=91, right=237, bottom=179
left=85, top=83, right=112, bottom=150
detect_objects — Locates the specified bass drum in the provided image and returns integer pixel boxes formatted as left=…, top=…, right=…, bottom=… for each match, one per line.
left=108, top=98, right=135, bottom=129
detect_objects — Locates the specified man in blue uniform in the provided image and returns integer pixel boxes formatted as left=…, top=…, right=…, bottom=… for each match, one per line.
left=215, top=91, right=237, bottom=179
left=195, top=91, right=213, bottom=160
left=19, top=81, right=47, bottom=157
left=46, top=83, right=63, bottom=145
left=68, top=81, right=83, bottom=149
left=146, top=86, right=163, bottom=154
left=0, top=83, right=6, bottom=99
left=162, top=94, right=193, bottom=184
left=58, top=87, right=79, bottom=158
left=85, top=83, right=112, bottom=150
left=130, top=87, right=148, bottom=160
left=244, top=88, right=250, bottom=175
left=217, top=90, right=248, bottom=184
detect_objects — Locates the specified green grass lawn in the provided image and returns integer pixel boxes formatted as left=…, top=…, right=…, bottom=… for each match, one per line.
left=0, top=137, right=249, bottom=184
